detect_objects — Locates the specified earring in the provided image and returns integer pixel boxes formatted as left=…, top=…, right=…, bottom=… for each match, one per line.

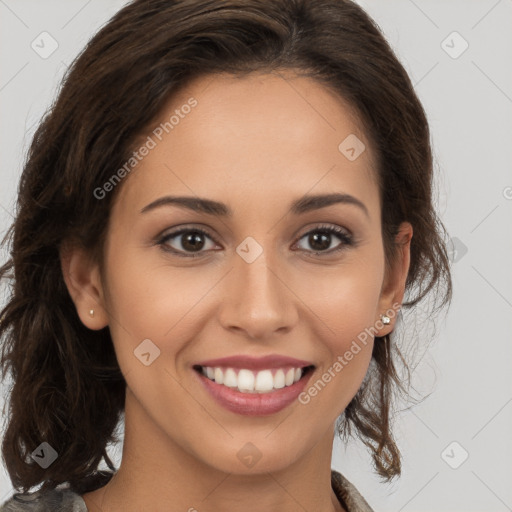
left=89, top=309, right=95, bottom=317
left=381, top=314, right=391, bottom=325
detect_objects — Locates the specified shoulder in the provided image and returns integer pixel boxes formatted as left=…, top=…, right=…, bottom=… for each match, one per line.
left=0, top=485, right=87, bottom=512
left=331, top=469, right=375, bottom=512
left=1, top=471, right=368, bottom=512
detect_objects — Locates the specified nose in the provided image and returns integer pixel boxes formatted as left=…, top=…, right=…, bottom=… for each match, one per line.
left=218, top=245, right=299, bottom=340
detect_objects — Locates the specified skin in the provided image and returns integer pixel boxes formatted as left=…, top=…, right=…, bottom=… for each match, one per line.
left=61, top=70, right=412, bottom=512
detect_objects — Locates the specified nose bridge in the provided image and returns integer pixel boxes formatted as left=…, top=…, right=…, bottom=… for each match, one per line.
left=219, top=236, right=297, bottom=337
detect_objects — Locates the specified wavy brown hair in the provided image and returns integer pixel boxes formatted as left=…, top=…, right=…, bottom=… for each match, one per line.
left=0, top=0, right=452, bottom=495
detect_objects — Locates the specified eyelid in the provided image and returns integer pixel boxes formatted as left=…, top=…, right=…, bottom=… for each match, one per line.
left=292, top=223, right=354, bottom=254
left=295, top=222, right=352, bottom=239
left=156, top=224, right=220, bottom=258
left=157, top=223, right=218, bottom=240
left=156, top=222, right=355, bottom=258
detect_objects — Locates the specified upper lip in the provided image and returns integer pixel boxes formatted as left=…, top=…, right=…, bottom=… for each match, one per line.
left=194, top=355, right=315, bottom=371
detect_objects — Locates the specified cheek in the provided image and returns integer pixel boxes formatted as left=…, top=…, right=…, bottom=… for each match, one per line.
left=102, top=243, right=219, bottom=367
left=297, top=285, right=378, bottom=421
left=291, top=256, right=384, bottom=411
left=294, top=250, right=385, bottom=340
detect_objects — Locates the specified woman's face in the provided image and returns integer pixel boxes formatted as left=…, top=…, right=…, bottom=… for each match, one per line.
left=67, top=71, right=411, bottom=475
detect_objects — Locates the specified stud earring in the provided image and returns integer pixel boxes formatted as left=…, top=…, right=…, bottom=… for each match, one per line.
left=381, top=314, right=391, bottom=325
left=89, top=309, right=95, bottom=317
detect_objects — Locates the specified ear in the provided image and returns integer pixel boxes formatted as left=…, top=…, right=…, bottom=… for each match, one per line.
left=59, top=241, right=109, bottom=330
left=375, top=221, right=413, bottom=335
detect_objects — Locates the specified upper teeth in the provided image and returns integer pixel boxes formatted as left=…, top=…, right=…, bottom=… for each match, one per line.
left=200, top=366, right=305, bottom=393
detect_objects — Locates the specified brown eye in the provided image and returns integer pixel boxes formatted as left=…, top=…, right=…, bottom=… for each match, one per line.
left=158, top=227, right=218, bottom=257
left=295, top=225, right=353, bottom=255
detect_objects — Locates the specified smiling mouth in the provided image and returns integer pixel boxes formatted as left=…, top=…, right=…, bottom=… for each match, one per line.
left=192, top=364, right=315, bottom=394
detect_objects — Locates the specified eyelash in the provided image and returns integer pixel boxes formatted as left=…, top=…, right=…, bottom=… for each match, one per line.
left=156, top=224, right=354, bottom=259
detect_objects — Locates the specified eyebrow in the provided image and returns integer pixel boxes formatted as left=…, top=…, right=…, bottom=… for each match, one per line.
left=140, top=192, right=369, bottom=218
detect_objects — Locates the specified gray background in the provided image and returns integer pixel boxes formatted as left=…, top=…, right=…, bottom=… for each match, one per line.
left=1, top=1, right=511, bottom=510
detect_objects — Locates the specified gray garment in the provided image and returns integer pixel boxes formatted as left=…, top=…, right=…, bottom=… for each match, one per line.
left=331, top=470, right=375, bottom=512
left=0, top=469, right=374, bottom=511
left=0, top=486, right=87, bottom=512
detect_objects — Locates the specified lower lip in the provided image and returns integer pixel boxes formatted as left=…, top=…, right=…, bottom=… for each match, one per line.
left=194, top=367, right=314, bottom=416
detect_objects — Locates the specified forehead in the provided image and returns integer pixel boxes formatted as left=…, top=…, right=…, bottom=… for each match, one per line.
left=113, top=71, right=380, bottom=221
